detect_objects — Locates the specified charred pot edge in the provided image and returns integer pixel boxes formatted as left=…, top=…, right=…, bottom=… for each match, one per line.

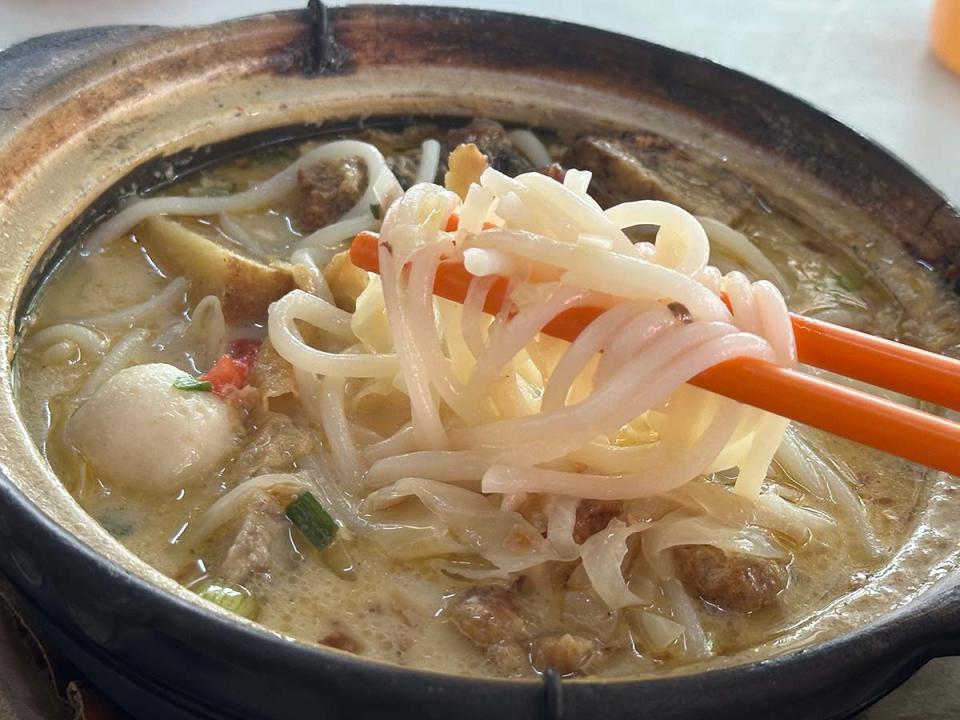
left=305, top=0, right=345, bottom=75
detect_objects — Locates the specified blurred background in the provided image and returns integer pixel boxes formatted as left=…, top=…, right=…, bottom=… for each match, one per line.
left=0, top=1, right=958, bottom=718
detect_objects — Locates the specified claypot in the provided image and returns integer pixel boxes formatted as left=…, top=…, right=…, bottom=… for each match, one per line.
left=0, top=5, right=958, bottom=719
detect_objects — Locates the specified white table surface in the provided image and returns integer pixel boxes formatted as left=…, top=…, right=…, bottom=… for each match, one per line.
left=1, top=1, right=959, bottom=718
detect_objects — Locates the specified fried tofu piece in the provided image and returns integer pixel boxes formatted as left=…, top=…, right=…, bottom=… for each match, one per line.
left=135, top=216, right=296, bottom=323
left=444, top=143, right=489, bottom=200
left=322, top=250, right=369, bottom=312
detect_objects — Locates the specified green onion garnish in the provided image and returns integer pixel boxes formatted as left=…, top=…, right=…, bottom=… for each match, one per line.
left=173, top=376, right=213, bottom=392
left=188, top=178, right=238, bottom=198
left=370, top=203, right=382, bottom=220
left=285, top=491, right=338, bottom=550
left=190, top=578, right=261, bottom=620
left=832, top=270, right=863, bottom=292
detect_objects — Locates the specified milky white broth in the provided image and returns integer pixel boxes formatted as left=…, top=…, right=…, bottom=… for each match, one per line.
left=13, top=123, right=960, bottom=678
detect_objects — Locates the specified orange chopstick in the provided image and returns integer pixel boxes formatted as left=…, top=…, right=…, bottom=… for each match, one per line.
left=349, top=231, right=960, bottom=475
left=694, top=359, right=960, bottom=475
left=792, top=314, right=960, bottom=413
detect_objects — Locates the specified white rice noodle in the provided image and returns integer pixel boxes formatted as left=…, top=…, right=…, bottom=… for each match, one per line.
left=461, top=276, right=496, bottom=358
left=268, top=289, right=399, bottom=378
left=507, top=129, right=552, bottom=169
left=755, top=280, right=796, bottom=365
left=80, top=277, right=188, bottom=330
left=641, top=513, right=786, bottom=580
left=545, top=495, right=582, bottom=560
left=77, top=328, right=150, bottom=400
left=471, top=230, right=729, bottom=321
left=563, top=169, right=593, bottom=198
left=349, top=425, right=384, bottom=446
left=466, top=325, right=772, bottom=452
left=637, top=611, right=685, bottom=653
left=580, top=519, right=653, bottom=610
left=776, top=426, right=883, bottom=556
left=463, top=247, right=522, bottom=277
left=85, top=140, right=401, bottom=253
left=218, top=212, right=261, bottom=255
left=695, top=265, right=723, bottom=295
left=719, top=277, right=794, bottom=496
left=702, top=404, right=766, bottom=473
left=698, top=216, right=789, bottom=292
left=605, top=200, right=710, bottom=276
left=671, top=481, right=834, bottom=543
left=732, top=413, right=791, bottom=498
left=295, top=213, right=380, bottom=253
left=251, top=167, right=810, bottom=644
left=436, top=299, right=481, bottom=387
left=404, top=242, right=479, bottom=421
left=591, top=307, right=677, bottom=388
left=362, top=424, right=417, bottom=463
left=376, top=185, right=461, bottom=449
left=296, top=453, right=366, bottom=532
left=182, top=295, right=226, bottom=370
left=476, top=166, right=522, bottom=197
left=483, top=400, right=740, bottom=501
left=460, top=184, right=499, bottom=234
left=722, top=271, right=762, bottom=335
left=290, top=247, right=336, bottom=304
left=190, top=473, right=306, bottom=542
left=569, top=392, right=740, bottom=474
left=365, top=449, right=493, bottom=489
left=540, top=301, right=644, bottom=412
left=775, top=425, right=830, bottom=496
left=361, top=478, right=558, bottom=572
left=663, top=578, right=712, bottom=659
left=414, top=139, right=442, bottom=185
left=318, top=373, right=367, bottom=490
left=293, top=368, right=365, bottom=493
left=468, top=284, right=592, bottom=393
left=25, top=324, right=108, bottom=358
left=512, top=172, right=635, bottom=254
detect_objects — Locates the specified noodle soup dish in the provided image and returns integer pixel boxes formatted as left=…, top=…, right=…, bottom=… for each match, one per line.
left=15, top=118, right=960, bottom=679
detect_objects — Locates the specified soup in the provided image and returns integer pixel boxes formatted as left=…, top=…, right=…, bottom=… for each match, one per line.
left=14, top=119, right=960, bottom=679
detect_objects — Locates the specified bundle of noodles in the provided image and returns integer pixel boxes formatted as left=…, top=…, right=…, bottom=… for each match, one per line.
left=263, top=152, right=834, bottom=658
left=83, top=140, right=406, bottom=258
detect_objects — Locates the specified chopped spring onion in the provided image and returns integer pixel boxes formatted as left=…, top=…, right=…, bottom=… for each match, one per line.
left=173, top=376, right=213, bottom=392
left=370, top=203, right=382, bottom=220
left=187, top=177, right=239, bottom=197
left=190, top=578, right=261, bottom=620
left=285, top=491, right=338, bottom=550
left=831, top=269, right=863, bottom=292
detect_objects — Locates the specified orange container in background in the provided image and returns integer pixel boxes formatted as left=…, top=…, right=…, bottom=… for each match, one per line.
left=933, top=0, right=960, bottom=74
